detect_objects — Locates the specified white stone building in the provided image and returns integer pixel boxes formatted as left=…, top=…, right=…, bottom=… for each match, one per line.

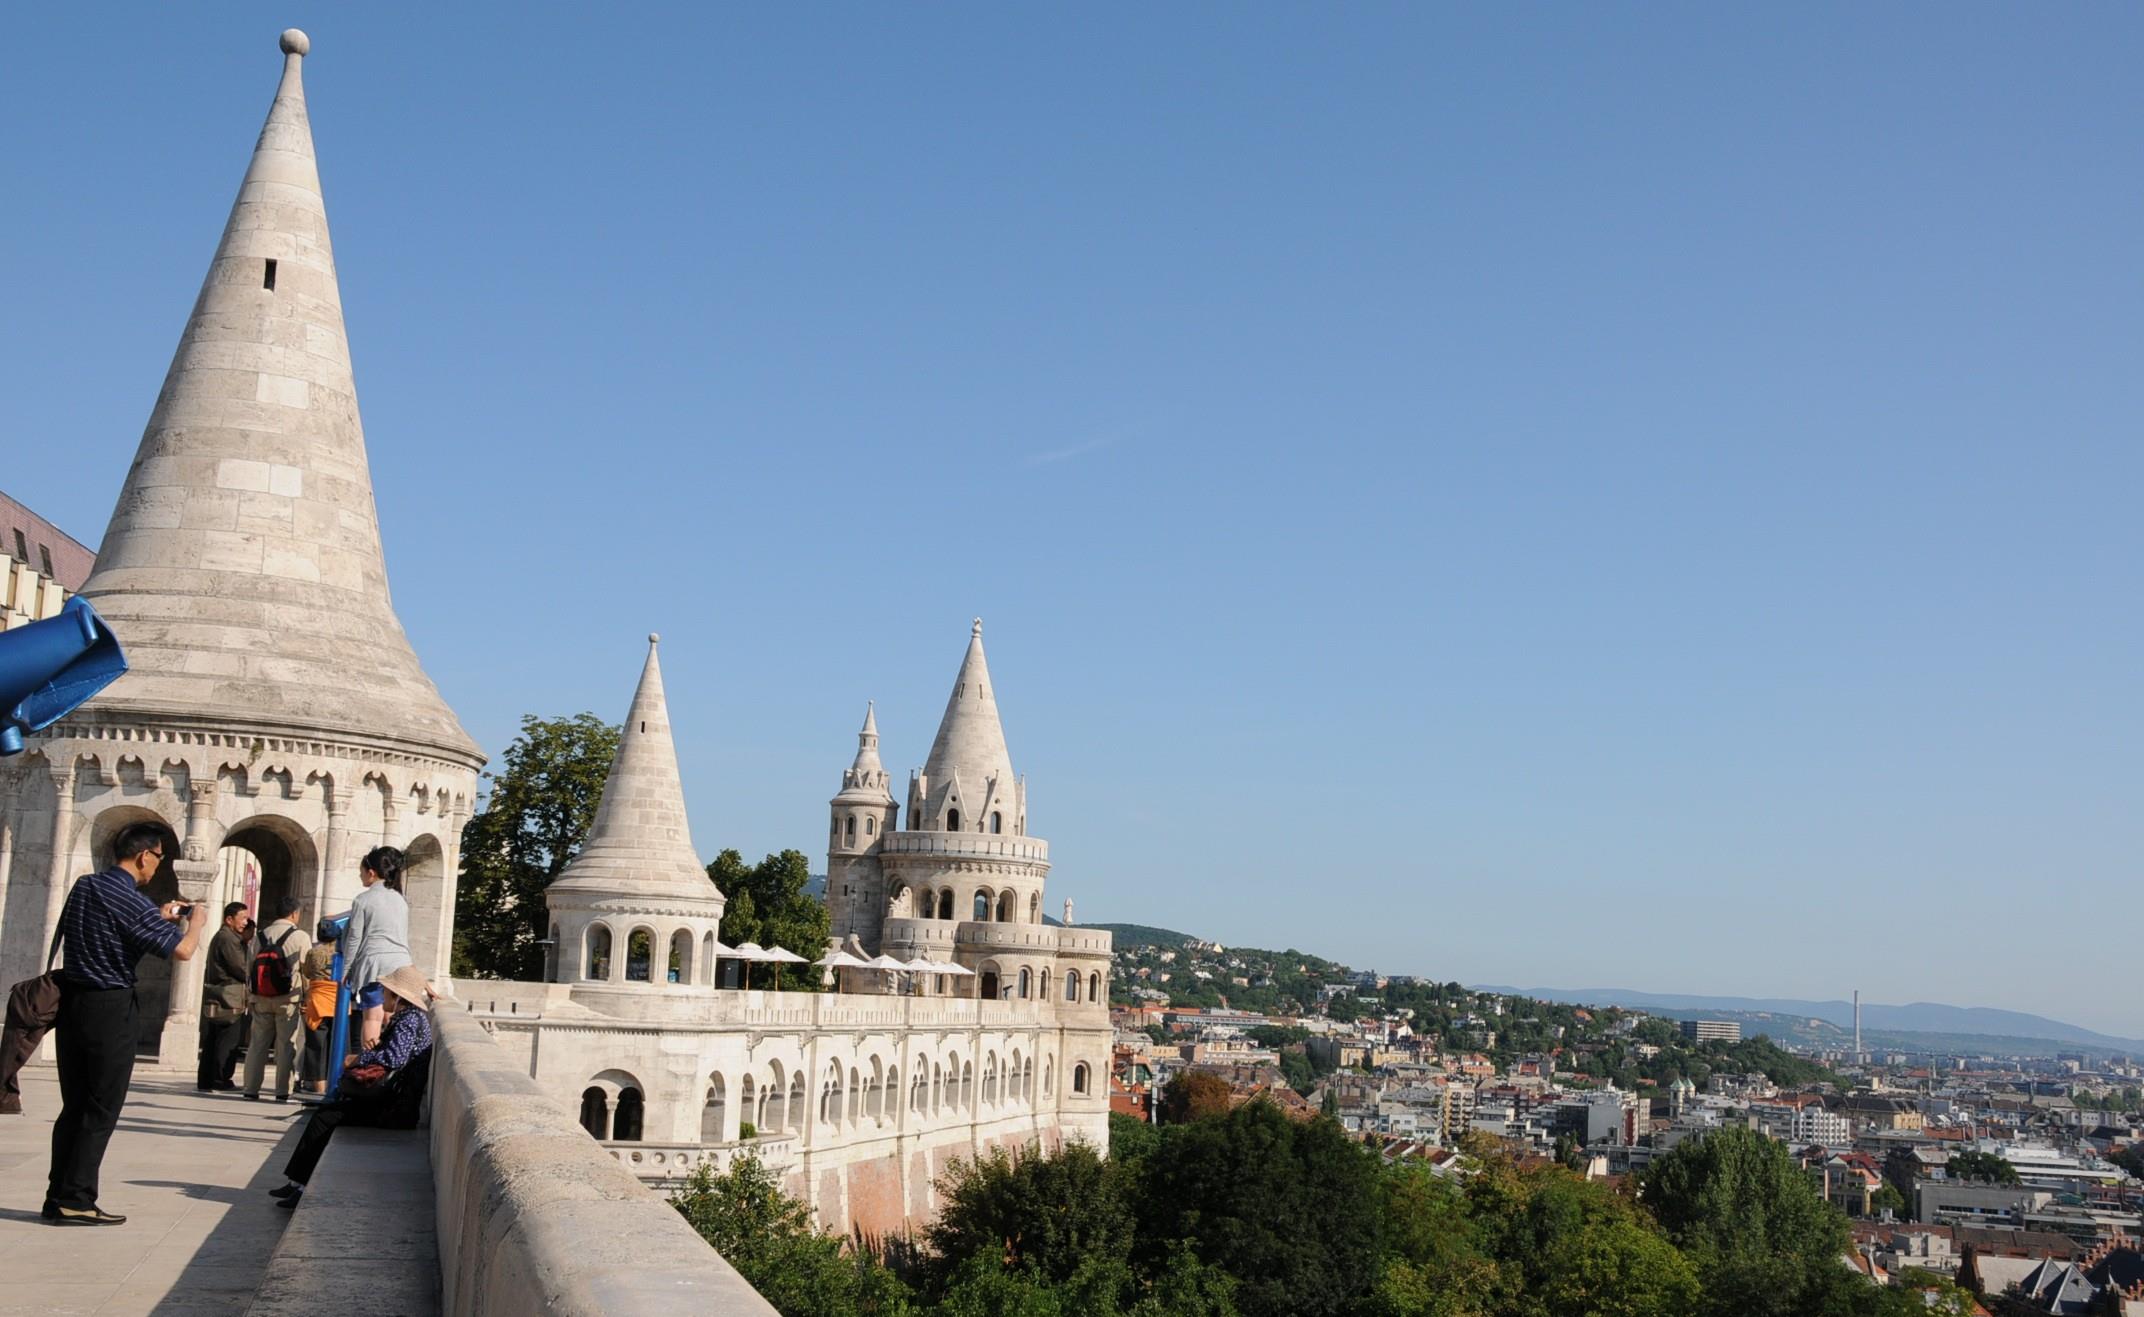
left=0, top=30, right=1113, bottom=1236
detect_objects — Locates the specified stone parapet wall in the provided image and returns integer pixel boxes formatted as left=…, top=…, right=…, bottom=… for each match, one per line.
left=883, top=830, right=1049, bottom=863
left=430, top=1010, right=776, bottom=1316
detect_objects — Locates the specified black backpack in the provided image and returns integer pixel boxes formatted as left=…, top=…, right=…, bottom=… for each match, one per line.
left=250, top=927, right=299, bottom=997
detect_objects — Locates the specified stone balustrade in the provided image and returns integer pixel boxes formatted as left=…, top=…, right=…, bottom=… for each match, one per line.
left=605, top=1133, right=801, bottom=1185
left=431, top=1009, right=776, bottom=1315
left=882, top=831, right=1050, bottom=862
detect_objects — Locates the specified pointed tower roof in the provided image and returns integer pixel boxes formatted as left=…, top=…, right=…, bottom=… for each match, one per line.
left=835, top=701, right=893, bottom=804
left=549, top=634, right=723, bottom=908
left=73, top=30, right=479, bottom=764
left=922, top=618, right=1016, bottom=797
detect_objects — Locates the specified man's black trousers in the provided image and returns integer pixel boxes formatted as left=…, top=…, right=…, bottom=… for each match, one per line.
left=196, top=1011, right=241, bottom=1089
left=47, top=985, right=138, bottom=1211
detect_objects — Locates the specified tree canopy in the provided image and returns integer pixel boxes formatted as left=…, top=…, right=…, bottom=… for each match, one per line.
left=713, top=848, right=831, bottom=982
left=452, top=712, right=619, bottom=980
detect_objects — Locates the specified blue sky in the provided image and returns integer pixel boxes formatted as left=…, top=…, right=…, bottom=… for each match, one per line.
left=4, top=7, right=2140, bottom=1036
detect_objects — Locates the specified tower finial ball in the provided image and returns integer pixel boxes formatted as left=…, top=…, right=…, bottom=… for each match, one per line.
left=649, top=632, right=660, bottom=645
left=972, top=617, right=983, bottom=637
left=280, top=29, right=310, bottom=57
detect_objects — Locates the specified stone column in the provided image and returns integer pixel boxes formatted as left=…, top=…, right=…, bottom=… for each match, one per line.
left=157, top=856, right=221, bottom=1065
left=37, top=761, right=79, bottom=970
left=433, top=803, right=467, bottom=980
left=320, top=786, right=356, bottom=918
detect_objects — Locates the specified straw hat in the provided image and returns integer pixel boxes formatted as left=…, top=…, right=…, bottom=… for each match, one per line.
left=379, top=964, right=435, bottom=1008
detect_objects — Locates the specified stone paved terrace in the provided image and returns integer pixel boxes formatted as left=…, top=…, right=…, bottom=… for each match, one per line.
left=0, top=1068, right=298, bottom=1315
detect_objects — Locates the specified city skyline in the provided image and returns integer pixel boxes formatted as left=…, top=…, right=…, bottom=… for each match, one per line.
left=3, top=7, right=2139, bottom=1035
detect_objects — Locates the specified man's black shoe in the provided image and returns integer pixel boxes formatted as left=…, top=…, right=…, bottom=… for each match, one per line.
left=276, top=1190, right=301, bottom=1210
left=49, top=1205, right=126, bottom=1226
left=269, top=1183, right=301, bottom=1199
left=242, top=1092, right=262, bottom=1101
left=39, top=1201, right=60, bottom=1220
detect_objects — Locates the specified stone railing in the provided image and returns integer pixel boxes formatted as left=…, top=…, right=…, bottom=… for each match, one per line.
left=431, top=1010, right=776, bottom=1316
left=604, top=1134, right=801, bottom=1185
left=882, top=831, right=1050, bottom=862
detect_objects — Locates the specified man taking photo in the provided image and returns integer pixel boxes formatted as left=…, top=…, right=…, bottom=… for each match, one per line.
left=45, top=821, right=206, bottom=1226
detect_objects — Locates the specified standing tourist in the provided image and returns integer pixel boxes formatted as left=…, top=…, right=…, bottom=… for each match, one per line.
left=297, top=921, right=338, bottom=1097
left=45, top=821, right=207, bottom=1226
left=241, top=895, right=312, bottom=1102
left=341, top=847, right=412, bottom=1049
left=196, top=902, right=250, bottom=1091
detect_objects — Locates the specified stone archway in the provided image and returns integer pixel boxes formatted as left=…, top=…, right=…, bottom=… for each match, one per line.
left=220, top=815, right=322, bottom=932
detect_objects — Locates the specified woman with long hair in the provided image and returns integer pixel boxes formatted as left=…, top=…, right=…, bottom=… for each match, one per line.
left=340, top=846, right=415, bottom=1049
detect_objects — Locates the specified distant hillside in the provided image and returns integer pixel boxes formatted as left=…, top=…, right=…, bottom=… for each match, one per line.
left=1475, top=985, right=2144, bottom=1053
left=1089, top=922, right=1198, bottom=950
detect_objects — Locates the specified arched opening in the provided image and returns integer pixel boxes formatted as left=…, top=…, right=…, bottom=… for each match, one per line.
left=402, top=831, right=447, bottom=978
left=625, top=927, right=653, bottom=981
left=931, top=1063, right=942, bottom=1114
left=990, top=811, right=1002, bottom=834
left=945, top=809, right=960, bottom=832
left=586, top=925, right=612, bottom=980
left=787, top=1071, right=805, bottom=1132
left=972, top=890, right=990, bottom=921
left=669, top=928, right=693, bottom=984
left=1044, top=1058, right=1053, bottom=1099
left=739, top=1075, right=757, bottom=1133
left=1088, top=971, right=1100, bottom=1002
left=885, top=1064, right=898, bottom=1125
left=1072, top=1063, right=1090, bottom=1095
left=1017, top=967, right=1032, bottom=999
left=1065, top=970, right=1079, bottom=1002
left=1010, top=1050, right=1023, bottom=1103
left=764, top=1063, right=788, bottom=1133
left=936, top=889, right=954, bottom=920
left=997, top=891, right=1016, bottom=922
left=579, top=1087, right=611, bottom=1139
left=613, top=1088, right=644, bottom=1142
left=961, top=1061, right=973, bottom=1109
left=978, top=968, right=1000, bottom=1000
left=845, top=815, right=856, bottom=845
left=864, top=816, right=875, bottom=836
left=702, top=1075, right=727, bottom=1142
left=984, top=1055, right=998, bottom=1105
left=848, top=1066, right=861, bottom=1124
left=1028, top=893, right=1038, bottom=923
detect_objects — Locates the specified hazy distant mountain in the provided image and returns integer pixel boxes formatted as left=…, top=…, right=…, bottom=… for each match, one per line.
left=1473, top=985, right=2143, bottom=1051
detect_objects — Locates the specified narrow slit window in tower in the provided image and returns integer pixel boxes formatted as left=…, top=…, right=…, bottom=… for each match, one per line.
left=263, top=258, right=277, bottom=290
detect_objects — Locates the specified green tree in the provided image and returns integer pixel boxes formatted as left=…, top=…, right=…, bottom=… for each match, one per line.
left=1136, top=1100, right=1384, bottom=1317
left=452, top=712, right=619, bottom=980
left=1871, top=1184, right=1906, bottom=1217
left=1945, top=1151, right=2021, bottom=1185
left=713, top=848, right=831, bottom=986
left=670, top=1155, right=910, bottom=1317
left=1109, top=1111, right=1161, bottom=1169
left=924, top=1143, right=1134, bottom=1294
left=1640, top=1126, right=1856, bottom=1317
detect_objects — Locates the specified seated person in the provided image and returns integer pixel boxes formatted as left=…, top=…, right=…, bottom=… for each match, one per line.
left=268, top=963, right=435, bottom=1207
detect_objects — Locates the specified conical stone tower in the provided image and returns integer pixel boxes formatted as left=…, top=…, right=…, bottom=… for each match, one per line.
left=546, top=635, right=726, bottom=990
left=0, top=32, right=482, bottom=1060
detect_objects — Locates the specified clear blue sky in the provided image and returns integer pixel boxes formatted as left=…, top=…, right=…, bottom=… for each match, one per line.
left=5, top=7, right=2139, bottom=1036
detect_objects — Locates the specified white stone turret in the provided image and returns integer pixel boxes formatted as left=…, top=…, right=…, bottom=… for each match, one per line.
left=826, top=703, right=897, bottom=950
left=73, top=28, right=479, bottom=765
left=547, top=634, right=725, bottom=989
left=908, top=619, right=1024, bottom=838
left=0, top=32, right=481, bottom=1065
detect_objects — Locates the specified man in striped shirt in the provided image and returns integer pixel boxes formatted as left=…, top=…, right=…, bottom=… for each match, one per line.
left=44, top=821, right=208, bottom=1226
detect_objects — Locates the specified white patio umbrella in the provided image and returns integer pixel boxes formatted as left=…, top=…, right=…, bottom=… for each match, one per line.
left=764, top=945, right=809, bottom=991
left=729, top=942, right=773, bottom=989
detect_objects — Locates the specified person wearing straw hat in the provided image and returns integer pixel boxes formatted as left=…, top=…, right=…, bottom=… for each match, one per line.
left=266, top=963, right=437, bottom=1208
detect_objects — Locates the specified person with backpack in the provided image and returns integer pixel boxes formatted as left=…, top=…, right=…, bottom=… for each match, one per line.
left=242, top=894, right=312, bottom=1103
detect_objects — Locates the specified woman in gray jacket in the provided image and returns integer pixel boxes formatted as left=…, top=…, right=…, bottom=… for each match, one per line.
left=341, top=846, right=415, bottom=1048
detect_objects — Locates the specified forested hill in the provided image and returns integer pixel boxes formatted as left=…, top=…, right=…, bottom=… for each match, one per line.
left=1087, top=922, right=1197, bottom=949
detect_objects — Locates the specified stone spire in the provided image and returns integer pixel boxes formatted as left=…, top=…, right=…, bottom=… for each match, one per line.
left=73, top=29, right=478, bottom=763
left=837, top=702, right=892, bottom=800
left=914, top=619, right=1019, bottom=833
left=548, top=635, right=723, bottom=907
